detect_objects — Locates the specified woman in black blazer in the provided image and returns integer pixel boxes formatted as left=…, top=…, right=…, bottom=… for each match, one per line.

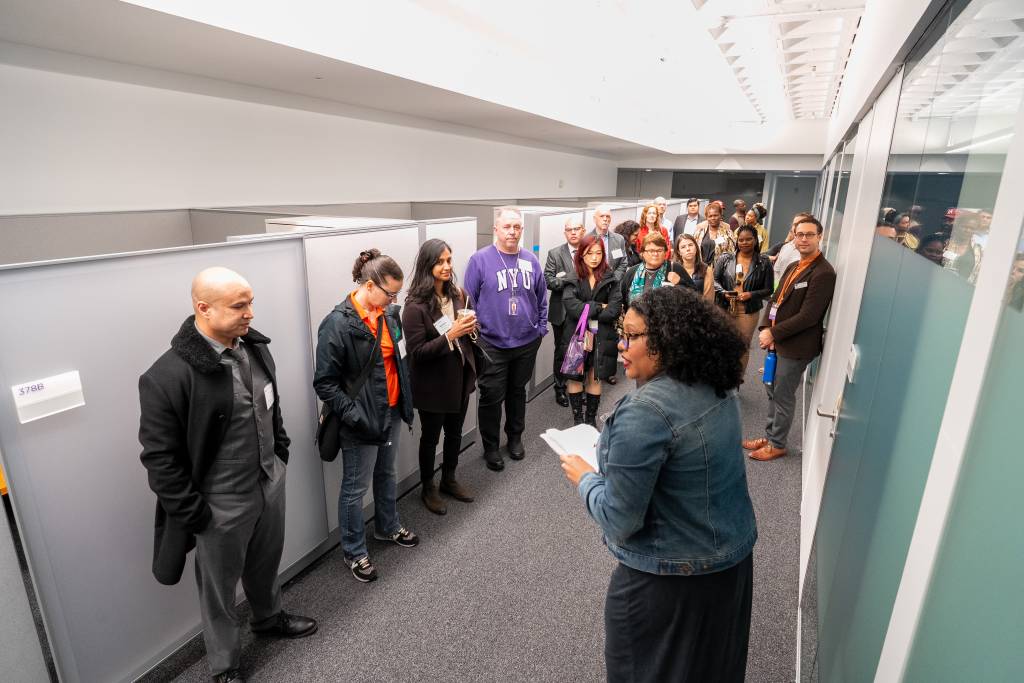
left=401, top=239, right=478, bottom=515
left=561, top=234, right=623, bottom=427
left=713, top=225, right=774, bottom=375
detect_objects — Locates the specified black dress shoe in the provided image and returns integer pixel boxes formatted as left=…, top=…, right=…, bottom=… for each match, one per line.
left=251, top=611, right=318, bottom=639
left=507, top=437, right=525, bottom=460
left=554, top=386, right=569, bottom=407
left=484, top=450, right=505, bottom=471
left=213, top=669, right=244, bottom=682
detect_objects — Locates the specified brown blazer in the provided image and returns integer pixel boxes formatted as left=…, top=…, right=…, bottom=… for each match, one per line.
left=401, top=289, right=477, bottom=413
left=758, top=253, right=836, bottom=360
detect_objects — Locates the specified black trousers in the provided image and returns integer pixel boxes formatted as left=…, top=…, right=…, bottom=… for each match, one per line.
left=417, top=395, right=470, bottom=483
left=551, top=321, right=567, bottom=390
left=604, top=553, right=753, bottom=683
left=476, top=336, right=541, bottom=453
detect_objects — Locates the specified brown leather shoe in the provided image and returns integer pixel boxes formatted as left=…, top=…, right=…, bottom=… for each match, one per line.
left=749, top=445, right=787, bottom=461
left=439, top=478, right=474, bottom=503
left=742, top=437, right=769, bottom=451
left=421, top=483, right=447, bottom=515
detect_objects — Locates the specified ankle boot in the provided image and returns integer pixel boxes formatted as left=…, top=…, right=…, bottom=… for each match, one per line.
left=584, top=393, right=601, bottom=427
left=439, top=468, right=474, bottom=502
left=568, top=392, right=585, bottom=425
left=421, top=482, right=447, bottom=515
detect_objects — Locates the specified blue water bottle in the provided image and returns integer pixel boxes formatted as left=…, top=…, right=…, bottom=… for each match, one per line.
left=763, top=350, right=777, bottom=385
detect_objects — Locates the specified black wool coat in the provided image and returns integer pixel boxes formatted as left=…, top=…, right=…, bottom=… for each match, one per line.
left=138, top=316, right=290, bottom=585
left=313, top=297, right=414, bottom=445
left=561, top=271, right=623, bottom=380
left=401, top=289, right=477, bottom=414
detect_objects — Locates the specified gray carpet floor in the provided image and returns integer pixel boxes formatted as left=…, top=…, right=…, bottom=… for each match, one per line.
left=159, top=345, right=802, bottom=683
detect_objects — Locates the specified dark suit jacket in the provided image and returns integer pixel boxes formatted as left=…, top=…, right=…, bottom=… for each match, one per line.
left=401, top=289, right=477, bottom=414
left=139, top=316, right=289, bottom=585
left=544, top=242, right=577, bottom=326
left=759, top=253, right=837, bottom=360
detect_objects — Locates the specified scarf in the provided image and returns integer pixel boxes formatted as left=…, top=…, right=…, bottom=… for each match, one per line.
left=629, top=264, right=666, bottom=302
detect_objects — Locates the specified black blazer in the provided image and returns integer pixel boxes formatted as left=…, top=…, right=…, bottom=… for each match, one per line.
left=620, top=262, right=697, bottom=309
left=713, top=252, right=774, bottom=314
left=139, top=316, right=290, bottom=585
left=544, top=243, right=577, bottom=326
left=401, top=290, right=477, bottom=414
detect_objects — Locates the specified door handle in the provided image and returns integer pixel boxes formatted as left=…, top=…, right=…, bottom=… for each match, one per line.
left=816, top=401, right=840, bottom=439
left=816, top=406, right=838, bottom=419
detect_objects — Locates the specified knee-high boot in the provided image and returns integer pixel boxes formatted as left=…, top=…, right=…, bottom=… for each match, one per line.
left=584, top=393, right=601, bottom=427
left=568, top=392, right=585, bottom=425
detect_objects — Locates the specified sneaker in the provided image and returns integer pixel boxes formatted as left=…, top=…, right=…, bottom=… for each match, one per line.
left=373, top=526, right=419, bottom=548
left=349, top=556, right=378, bottom=583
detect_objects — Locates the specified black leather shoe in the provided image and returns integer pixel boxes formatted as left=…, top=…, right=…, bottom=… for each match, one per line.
left=251, top=611, right=318, bottom=639
left=554, top=386, right=569, bottom=407
left=507, top=437, right=525, bottom=460
left=484, top=450, right=504, bottom=471
left=213, top=669, right=244, bottom=682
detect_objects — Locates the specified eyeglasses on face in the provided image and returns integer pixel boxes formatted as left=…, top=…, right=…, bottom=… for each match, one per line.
left=375, top=282, right=401, bottom=300
left=616, top=325, right=648, bottom=350
left=793, top=231, right=819, bottom=240
left=642, top=248, right=666, bottom=255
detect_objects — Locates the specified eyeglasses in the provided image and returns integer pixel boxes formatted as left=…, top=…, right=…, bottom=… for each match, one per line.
left=375, top=282, right=401, bottom=300
left=564, top=226, right=585, bottom=233
left=642, top=248, right=666, bottom=255
left=793, top=231, right=819, bottom=240
left=616, top=325, right=648, bottom=350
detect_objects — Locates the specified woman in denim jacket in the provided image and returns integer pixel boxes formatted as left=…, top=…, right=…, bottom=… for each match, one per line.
left=561, top=286, right=757, bottom=683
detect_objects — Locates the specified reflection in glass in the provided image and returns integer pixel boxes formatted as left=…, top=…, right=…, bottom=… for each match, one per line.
left=877, top=0, right=1024, bottom=282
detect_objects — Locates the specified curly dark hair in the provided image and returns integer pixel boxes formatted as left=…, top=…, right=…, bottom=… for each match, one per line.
left=629, top=286, right=744, bottom=396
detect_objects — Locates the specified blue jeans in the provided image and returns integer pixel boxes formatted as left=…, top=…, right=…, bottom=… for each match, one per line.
left=338, top=406, right=403, bottom=561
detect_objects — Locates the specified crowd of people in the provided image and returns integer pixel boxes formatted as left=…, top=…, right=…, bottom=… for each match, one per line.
left=137, top=201, right=838, bottom=682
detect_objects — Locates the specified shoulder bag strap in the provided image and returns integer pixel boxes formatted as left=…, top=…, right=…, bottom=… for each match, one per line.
left=347, top=321, right=383, bottom=399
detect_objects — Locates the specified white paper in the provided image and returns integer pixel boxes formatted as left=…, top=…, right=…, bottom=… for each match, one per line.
left=541, top=423, right=600, bottom=473
left=264, top=383, right=275, bottom=409
left=518, top=259, right=533, bottom=272
left=11, top=370, right=85, bottom=424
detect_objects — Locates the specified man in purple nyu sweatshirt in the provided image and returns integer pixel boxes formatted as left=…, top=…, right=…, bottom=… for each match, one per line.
left=464, top=207, right=548, bottom=472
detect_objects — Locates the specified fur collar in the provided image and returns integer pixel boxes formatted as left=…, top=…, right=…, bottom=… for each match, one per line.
left=170, top=315, right=270, bottom=374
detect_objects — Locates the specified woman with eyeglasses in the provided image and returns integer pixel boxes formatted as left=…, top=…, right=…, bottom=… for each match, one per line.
left=675, top=233, right=714, bottom=302
left=561, top=234, right=623, bottom=426
left=620, top=232, right=696, bottom=312
left=402, top=239, right=478, bottom=515
left=714, top=225, right=774, bottom=375
left=313, top=249, right=419, bottom=585
left=560, top=286, right=756, bottom=683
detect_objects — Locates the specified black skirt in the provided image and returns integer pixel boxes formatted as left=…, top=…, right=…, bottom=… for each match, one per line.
left=604, top=553, right=753, bottom=683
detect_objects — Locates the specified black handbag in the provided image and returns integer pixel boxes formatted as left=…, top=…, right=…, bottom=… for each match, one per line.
left=316, top=324, right=383, bottom=462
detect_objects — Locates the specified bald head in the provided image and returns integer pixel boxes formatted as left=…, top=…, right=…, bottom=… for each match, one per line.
left=191, top=267, right=254, bottom=346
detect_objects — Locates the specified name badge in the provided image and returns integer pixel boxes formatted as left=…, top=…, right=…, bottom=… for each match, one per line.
left=556, top=271, right=566, bottom=278
left=517, top=259, right=533, bottom=273
left=433, top=315, right=453, bottom=335
left=508, top=296, right=519, bottom=316
left=611, top=248, right=624, bottom=259
left=794, top=282, right=808, bottom=290
left=264, top=383, right=275, bottom=410
left=397, top=338, right=407, bottom=358
left=768, top=304, right=779, bottom=321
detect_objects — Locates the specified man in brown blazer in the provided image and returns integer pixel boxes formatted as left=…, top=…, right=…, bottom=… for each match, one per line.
left=744, top=215, right=836, bottom=461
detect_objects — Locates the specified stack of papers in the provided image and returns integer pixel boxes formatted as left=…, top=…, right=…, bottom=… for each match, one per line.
left=540, top=424, right=601, bottom=473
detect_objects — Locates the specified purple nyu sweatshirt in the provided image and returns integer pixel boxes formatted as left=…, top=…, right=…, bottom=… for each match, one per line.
left=463, top=245, right=549, bottom=349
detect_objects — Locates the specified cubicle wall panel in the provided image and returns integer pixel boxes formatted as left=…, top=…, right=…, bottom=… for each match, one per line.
left=303, top=227, right=420, bottom=532
left=0, top=239, right=326, bottom=683
left=423, top=219, right=479, bottom=444
left=532, top=211, right=583, bottom=392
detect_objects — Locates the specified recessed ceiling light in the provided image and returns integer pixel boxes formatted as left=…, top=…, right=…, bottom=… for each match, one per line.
left=645, top=168, right=653, bottom=172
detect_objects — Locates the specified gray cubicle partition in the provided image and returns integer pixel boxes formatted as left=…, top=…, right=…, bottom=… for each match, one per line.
left=0, top=213, right=479, bottom=682
left=0, top=239, right=327, bottom=683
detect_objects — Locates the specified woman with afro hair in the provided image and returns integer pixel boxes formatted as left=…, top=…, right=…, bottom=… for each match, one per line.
left=560, top=286, right=757, bottom=682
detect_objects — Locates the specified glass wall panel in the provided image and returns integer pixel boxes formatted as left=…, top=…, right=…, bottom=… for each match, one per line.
left=812, top=0, right=1024, bottom=680
left=903, top=219, right=1024, bottom=680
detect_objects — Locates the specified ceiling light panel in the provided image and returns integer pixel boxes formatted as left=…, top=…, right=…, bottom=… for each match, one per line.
left=692, top=0, right=864, bottom=120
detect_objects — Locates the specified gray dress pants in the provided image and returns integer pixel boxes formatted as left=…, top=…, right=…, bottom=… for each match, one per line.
left=194, top=472, right=285, bottom=675
left=765, top=354, right=811, bottom=449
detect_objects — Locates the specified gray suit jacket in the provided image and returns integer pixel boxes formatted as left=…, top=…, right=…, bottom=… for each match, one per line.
left=544, top=242, right=577, bottom=326
left=588, top=229, right=628, bottom=281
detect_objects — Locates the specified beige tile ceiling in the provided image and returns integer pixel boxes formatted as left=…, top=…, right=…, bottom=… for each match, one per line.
left=692, top=0, right=865, bottom=121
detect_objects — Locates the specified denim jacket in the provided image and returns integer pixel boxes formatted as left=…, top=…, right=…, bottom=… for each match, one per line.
left=577, top=374, right=757, bottom=575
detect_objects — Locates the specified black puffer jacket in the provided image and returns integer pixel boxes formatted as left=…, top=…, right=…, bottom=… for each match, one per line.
left=561, top=271, right=623, bottom=380
left=313, top=296, right=414, bottom=446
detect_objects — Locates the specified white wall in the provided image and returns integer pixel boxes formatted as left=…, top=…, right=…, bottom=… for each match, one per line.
left=616, top=154, right=823, bottom=172
left=827, top=0, right=937, bottom=156
left=0, top=60, right=617, bottom=215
